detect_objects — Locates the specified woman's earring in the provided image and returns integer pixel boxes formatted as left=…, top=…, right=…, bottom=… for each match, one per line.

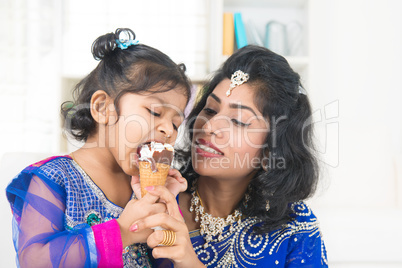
left=243, top=185, right=252, bottom=208
left=265, top=200, right=270, bottom=212
left=262, top=157, right=269, bottom=172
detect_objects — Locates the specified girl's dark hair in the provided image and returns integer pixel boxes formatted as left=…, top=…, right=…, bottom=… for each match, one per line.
left=175, top=45, right=319, bottom=233
left=61, top=28, right=191, bottom=141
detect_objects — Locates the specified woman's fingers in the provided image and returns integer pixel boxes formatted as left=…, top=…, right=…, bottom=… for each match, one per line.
left=151, top=244, right=186, bottom=261
left=147, top=229, right=178, bottom=248
left=123, top=200, right=166, bottom=229
left=131, top=212, right=182, bottom=234
left=140, top=187, right=166, bottom=204
left=147, top=226, right=197, bottom=265
left=145, top=202, right=167, bottom=216
left=144, top=186, right=183, bottom=220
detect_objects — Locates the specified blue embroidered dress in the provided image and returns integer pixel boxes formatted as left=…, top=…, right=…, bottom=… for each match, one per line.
left=6, top=156, right=151, bottom=267
left=192, top=202, right=327, bottom=267
left=155, top=201, right=328, bottom=267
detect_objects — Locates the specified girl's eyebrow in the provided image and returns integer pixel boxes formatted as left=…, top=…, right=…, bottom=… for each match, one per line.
left=210, top=93, right=257, bottom=116
left=148, top=95, right=184, bottom=117
left=147, top=96, right=164, bottom=104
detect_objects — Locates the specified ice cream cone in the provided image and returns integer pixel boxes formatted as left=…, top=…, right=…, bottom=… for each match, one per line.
left=139, top=161, right=170, bottom=197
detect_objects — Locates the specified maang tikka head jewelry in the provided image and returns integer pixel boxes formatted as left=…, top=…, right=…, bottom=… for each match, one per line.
left=226, top=70, right=250, bottom=97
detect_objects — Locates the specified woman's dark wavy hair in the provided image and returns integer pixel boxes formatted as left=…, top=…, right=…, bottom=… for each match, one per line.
left=61, top=28, right=191, bottom=141
left=175, top=45, right=319, bottom=233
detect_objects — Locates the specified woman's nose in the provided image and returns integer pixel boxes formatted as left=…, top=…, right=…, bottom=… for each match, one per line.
left=202, top=116, right=225, bottom=137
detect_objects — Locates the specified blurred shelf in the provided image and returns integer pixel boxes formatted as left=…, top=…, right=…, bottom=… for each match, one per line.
left=286, top=56, right=309, bottom=68
left=224, top=0, right=308, bottom=8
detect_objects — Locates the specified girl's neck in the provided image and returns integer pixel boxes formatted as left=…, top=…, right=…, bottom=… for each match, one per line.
left=196, top=176, right=250, bottom=217
left=71, top=139, right=132, bottom=207
left=73, top=147, right=121, bottom=175
left=75, top=134, right=127, bottom=176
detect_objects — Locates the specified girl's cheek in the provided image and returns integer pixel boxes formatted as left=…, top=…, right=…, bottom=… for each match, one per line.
left=124, top=120, right=145, bottom=144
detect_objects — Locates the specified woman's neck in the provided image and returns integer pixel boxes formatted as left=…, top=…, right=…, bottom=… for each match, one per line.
left=196, top=176, right=250, bottom=218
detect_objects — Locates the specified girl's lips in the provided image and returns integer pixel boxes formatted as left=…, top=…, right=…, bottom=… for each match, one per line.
left=195, top=139, right=224, bottom=158
left=136, top=139, right=165, bottom=154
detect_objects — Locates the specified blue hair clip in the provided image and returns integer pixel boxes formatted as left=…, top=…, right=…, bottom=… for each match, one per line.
left=115, top=39, right=139, bottom=50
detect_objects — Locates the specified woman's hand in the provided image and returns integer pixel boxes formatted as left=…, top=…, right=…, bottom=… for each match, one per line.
left=131, top=168, right=187, bottom=199
left=131, top=186, right=204, bottom=268
left=116, top=191, right=167, bottom=248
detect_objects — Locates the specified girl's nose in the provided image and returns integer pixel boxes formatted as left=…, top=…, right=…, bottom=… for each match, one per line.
left=157, top=122, right=174, bottom=140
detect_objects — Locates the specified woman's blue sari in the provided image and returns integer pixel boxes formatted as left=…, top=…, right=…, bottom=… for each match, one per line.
left=154, top=200, right=328, bottom=267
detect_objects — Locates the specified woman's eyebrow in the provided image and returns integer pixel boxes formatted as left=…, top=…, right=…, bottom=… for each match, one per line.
left=209, top=93, right=257, bottom=116
left=210, top=93, right=221, bottom=103
left=229, top=103, right=257, bottom=117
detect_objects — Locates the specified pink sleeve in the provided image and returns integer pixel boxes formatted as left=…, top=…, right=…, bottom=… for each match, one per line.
left=91, top=219, right=123, bottom=267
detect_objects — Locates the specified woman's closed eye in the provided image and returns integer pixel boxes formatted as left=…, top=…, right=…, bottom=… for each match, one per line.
left=203, top=107, right=217, bottom=115
left=231, top=118, right=251, bottom=127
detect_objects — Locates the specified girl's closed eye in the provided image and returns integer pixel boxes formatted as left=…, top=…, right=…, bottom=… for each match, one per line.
left=147, top=108, right=161, bottom=117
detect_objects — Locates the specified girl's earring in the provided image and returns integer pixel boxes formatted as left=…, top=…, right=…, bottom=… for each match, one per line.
left=164, top=133, right=171, bottom=143
left=266, top=200, right=270, bottom=211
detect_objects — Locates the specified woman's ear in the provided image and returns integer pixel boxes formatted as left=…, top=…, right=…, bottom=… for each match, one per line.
left=90, top=90, right=113, bottom=124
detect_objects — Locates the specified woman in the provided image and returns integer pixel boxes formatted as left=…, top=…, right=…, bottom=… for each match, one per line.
left=132, top=45, right=328, bottom=267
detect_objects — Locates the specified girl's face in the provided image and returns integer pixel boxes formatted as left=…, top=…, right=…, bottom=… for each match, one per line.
left=107, top=88, right=187, bottom=176
left=191, top=79, right=270, bottom=180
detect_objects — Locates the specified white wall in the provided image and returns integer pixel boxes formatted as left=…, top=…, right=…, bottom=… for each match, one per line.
left=308, top=0, right=402, bottom=266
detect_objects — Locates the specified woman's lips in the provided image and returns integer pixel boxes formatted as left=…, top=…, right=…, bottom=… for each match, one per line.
left=195, top=139, right=224, bottom=158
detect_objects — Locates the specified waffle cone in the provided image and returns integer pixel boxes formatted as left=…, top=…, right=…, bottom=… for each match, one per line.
left=139, top=161, right=170, bottom=197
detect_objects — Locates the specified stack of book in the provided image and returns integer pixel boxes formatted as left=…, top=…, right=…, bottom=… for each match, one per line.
left=223, top=12, right=248, bottom=56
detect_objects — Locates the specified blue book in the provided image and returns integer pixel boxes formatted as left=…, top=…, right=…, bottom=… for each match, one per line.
left=234, top=13, right=248, bottom=49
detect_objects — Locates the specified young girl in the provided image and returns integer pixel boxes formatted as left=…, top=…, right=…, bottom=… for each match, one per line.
left=6, top=28, right=191, bottom=267
left=130, top=45, right=328, bottom=267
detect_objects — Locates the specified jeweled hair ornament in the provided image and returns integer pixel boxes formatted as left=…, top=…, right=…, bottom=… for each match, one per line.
left=226, top=70, right=250, bottom=97
left=298, top=85, right=307, bottom=95
left=115, top=29, right=139, bottom=50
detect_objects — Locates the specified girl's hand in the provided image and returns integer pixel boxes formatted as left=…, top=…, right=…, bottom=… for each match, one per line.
left=116, top=191, right=167, bottom=248
left=131, top=168, right=187, bottom=199
left=131, top=186, right=204, bottom=268
left=165, top=168, right=187, bottom=197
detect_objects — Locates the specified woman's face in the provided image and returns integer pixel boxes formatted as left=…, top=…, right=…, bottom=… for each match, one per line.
left=191, top=79, right=269, bottom=180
